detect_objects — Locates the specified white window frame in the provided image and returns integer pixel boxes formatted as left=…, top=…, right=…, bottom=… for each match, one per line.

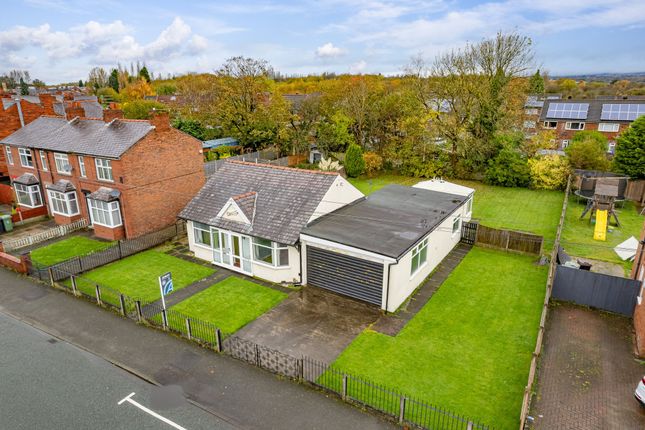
left=95, top=158, right=114, bottom=182
left=252, top=238, right=289, bottom=268
left=14, top=183, right=42, bottom=208
left=4, top=145, right=13, bottom=165
left=525, top=108, right=538, bottom=115
left=452, top=214, right=462, bottom=236
left=543, top=121, right=557, bottom=129
left=565, top=122, right=585, bottom=131
left=562, top=140, right=570, bottom=149
left=47, top=190, right=79, bottom=216
left=410, top=238, right=429, bottom=277
left=54, top=153, right=72, bottom=175
left=39, top=150, right=48, bottom=171
left=78, top=156, right=86, bottom=177
left=88, top=199, right=122, bottom=227
left=193, top=222, right=212, bottom=248
left=523, top=120, right=536, bottom=129
left=18, top=148, right=34, bottom=168
left=465, top=197, right=473, bottom=215
left=598, top=123, right=620, bottom=132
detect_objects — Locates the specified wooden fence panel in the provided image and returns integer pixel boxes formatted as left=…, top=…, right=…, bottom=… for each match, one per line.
left=625, top=180, right=645, bottom=203
left=475, top=224, right=543, bottom=255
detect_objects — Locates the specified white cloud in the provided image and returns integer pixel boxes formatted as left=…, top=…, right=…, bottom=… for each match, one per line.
left=349, top=60, right=367, bottom=74
left=315, top=42, right=345, bottom=58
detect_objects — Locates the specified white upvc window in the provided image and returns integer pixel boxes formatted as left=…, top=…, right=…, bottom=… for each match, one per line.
left=18, top=148, right=34, bottom=168
left=598, top=123, right=620, bottom=132
left=14, top=183, right=42, bottom=208
left=608, top=141, right=616, bottom=154
left=78, top=156, right=86, bottom=177
left=88, top=199, right=122, bottom=227
left=95, top=158, right=113, bottom=182
left=193, top=222, right=212, bottom=247
left=565, top=122, right=585, bottom=130
left=252, top=238, right=289, bottom=267
left=410, top=238, right=429, bottom=277
left=525, top=108, right=538, bottom=115
left=4, top=146, right=13, bottom=165
left=452, top=214, right=462, bottom=236
left=47, top=190, right=79, bottom=216
left=54, top=153, right=72, bottom=175
left=543, top=121, right=557, bottom=129
left=562, top=140, right=570, bottom=149
left=39, top=151, right=48, bottom=171
left=465, top=197, right=473, bottom=215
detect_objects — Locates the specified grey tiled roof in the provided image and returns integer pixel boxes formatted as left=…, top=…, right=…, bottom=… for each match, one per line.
left=46, top=179, right=75, bottom=193
left=232, top=192, right=257, bottom=224
left=13, top=173, right=39, bottom=185
left=80, top=101, right=104, bottom=119
left=88, top=187, right=120, bottom=202
left=179, top=161, right=339, bottom=245
left=0, top=116, right=153, bottom=158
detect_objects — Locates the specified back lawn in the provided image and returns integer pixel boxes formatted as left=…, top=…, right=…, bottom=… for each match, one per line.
left=561, top=198, right=644, bottom=274
left=169, top=277, right=288, bottom=334
left=348, top=173, right=564, bottom=240
left=31, top=236, right=114, bottom=266
left=331, top=247, right=547, bottom=429
left=72, top=249, right=214, bottom=304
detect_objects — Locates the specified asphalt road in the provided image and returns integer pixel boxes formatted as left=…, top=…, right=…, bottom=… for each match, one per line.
left=0, top=312, right=237, bottom=430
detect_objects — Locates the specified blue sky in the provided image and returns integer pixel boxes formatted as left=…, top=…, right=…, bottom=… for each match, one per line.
left=2, top=0, right=644, bottom=83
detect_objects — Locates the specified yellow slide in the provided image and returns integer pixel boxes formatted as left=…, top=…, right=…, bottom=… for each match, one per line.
left=593, top=209, right=608, bottom=241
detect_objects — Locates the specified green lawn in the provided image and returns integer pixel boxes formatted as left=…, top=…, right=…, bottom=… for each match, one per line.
left=348, top=173, right=564, bottom=240
left=561, top=198, right=644, bottom=273
left=330, top=247, right=547, bottom=429
left=71, top=250, right=214, bottom=305
left=31, top=236, right=114, bottom=266
left=169, top=277, right=288, bottom=334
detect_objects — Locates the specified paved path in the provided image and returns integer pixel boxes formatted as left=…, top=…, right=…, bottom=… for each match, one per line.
left=0, top=267, right=395, bottom=430
left=529, top=303, right=645, bottom=429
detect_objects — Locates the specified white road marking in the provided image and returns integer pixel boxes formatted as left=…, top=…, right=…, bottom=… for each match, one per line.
left=118, top=392, right=187, bottom=430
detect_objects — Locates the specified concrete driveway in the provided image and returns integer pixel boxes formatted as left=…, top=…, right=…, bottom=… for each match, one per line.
left=235, top=286, right=381, bottom=363
left=529, top=303, right=645, bottom=429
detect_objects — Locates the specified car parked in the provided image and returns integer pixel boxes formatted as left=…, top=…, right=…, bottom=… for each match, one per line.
left=635, top=376, right=645, bottom=407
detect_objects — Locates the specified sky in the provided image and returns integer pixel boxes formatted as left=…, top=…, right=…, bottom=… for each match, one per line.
left=1, top=0, right=644, bottom=84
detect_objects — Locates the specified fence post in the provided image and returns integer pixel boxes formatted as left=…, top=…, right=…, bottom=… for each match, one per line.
left=161, top=309, right=168, bottom=329
left=398, top=396, right=407, bottom=424
left=255, top=343, right=261, bottom=366
left=185, top=318, right=192, bottom=340
left=95, top=284, right=102, bottom=305
left=117, top=241, right=122, bottom=259
left=505, top=230, right=511, bottom=251
left=135, top=300, right=143, bottom=322
left=342, top=374, right=348, bottom=400
left=467, top=421, right=473, bottom=430
left=48, top=267, right=54, bottom=287
left=119, top=294, right=126, bottom=316
left=77, top=255, right=83, bottom=272
left=70, top=275, right=78, bottom=296
left=215, top=328, right=223, bottom=353
left=298, top=358, right=304, bottom=382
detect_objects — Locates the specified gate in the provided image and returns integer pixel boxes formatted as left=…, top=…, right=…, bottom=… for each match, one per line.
left=461, top=221, right=478, bottom=245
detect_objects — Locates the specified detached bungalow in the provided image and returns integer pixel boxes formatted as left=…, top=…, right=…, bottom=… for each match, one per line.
left=181, top=163, right=474, bottom=312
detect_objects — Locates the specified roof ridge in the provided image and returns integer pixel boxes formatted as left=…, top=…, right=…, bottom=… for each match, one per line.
left=232, top=191, right=258, bottom=200
left=228, top=160, right=339, bottom=176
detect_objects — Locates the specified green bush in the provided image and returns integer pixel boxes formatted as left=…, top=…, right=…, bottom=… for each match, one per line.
left=614, top=116, right=645, bottom=178
left=528, top=155, right=571, bottom=190
left=122, top=100, right=166, bottom=119
left=565, top=130, right=610, bottom=170
left=344, top=143, right=365, bottom=178
left=484, top=149, right=530, bottom=187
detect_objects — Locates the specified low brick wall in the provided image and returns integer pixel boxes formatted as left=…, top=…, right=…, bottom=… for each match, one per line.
left=12, top=206, right=48, bottom=223
left=0, top=251, right=31, bottom=273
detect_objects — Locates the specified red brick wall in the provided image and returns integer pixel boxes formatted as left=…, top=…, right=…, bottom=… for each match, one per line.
left=0, top=183, right=13, bottom=204
left=93, top=223, right=125, bottom=241
left=632, top=221, right=645, bottom=357
left=12, top=205, right=48, bottom=223
left=0, top=251, right=31, bottom=273
left=538, top=121, right=630, bottom=148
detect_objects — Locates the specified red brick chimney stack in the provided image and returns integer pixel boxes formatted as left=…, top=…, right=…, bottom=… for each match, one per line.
left=149, top=110, right=170, bottom=131
left=65, top=101, right=85, bottom=120
left=104, top=103, right=124, bottom=123
left=38, top=94, right=56, bottom=115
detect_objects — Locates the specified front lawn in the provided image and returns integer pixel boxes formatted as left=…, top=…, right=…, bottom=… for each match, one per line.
left=561, top=198, right=644, bottom=274
left=169, top=277, right=288, bottom=333
left=72, top=250, right=214, bottom=304
left=331, top=247, right=546, bottom=429
left=31, top=236, right=114, bottom=266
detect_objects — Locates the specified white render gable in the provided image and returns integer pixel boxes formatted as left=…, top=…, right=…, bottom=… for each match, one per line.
left=216, top=198, right=251, bottom=224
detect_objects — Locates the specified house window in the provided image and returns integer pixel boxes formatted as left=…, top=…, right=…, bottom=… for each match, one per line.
left=565, top=122, right=585, bottom=130
left=48, top=190, right=79, bottom=216
left=465, top=197, right=473, bottom=214
left=543, top=121, right=557, bottom=129
left=253, top=238, right=289, bottom=267
left=54, top=153, right=72, bottom=175
left=525, top=108, right=538, bottom=115
left=608, top=141, right=616, bottom=154
left=18, top=148, right=34, bottom=168
left=193, top=222, right=212, bottom=247
left=4, top=146, right=13, bottom=165
left=561, top=140, right=570, bottom=149
left=523, top=120, right=536, bottom=129
left=95, top=158, right=113, bottom=182
left=78, top=156, right=86, bottom=177
left=410, top=238, right=428, bottom=276
left=88, top=199, right=122, bottom=227
left=452, top=214, right=462, bottom=235
left=39, top=151, right=48, bottom=171
left=14, top=183, right=42, bottom=208
left=598, top=123, right=620, bottom=132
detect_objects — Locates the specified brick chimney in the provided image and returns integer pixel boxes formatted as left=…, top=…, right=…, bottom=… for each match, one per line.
left=149, top=110, right=170, bottom=131
left=39, top=94, right=56, bottom=115
left=104, top=104, right=124, bottom=122
left=65, top=101, right=85, bottom=120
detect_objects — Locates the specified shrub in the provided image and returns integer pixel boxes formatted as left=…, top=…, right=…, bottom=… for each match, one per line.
left=565, top=130, right=610, bottom=170
left=614, top=116, right=645, bottom=178
left=122, top=100, right=166, bottom=119
left=528, top=155, right=571, bottom=190
left=344, top=143, right=365, bottom=178
left=363, top=152, right=383, bottom=176
left=484, top=149, right=530, bottom=187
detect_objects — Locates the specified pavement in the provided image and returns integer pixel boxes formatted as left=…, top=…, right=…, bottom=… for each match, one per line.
left=529, top=303, right=645, bottom=429
left=0, top=311, right=235, bottom=430
left=0, top=267, right=395, bottom=430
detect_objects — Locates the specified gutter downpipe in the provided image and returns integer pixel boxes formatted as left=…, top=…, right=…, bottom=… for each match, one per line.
left=384, top=262, right=392, bottom=313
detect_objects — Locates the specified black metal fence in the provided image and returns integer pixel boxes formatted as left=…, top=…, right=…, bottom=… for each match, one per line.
left=35, top=262, right=494, bottom=430
left=29, top=221, right=187, bottom=282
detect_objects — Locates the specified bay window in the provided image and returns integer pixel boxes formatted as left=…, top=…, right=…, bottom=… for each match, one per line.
left=88, top=199, right=122, bottom=227
left=48, top=190, right=79, bottom=216
left=95, top=158, right=113, bottom=181
left=193, top=222, right=212, bottom=247
left=14, top=183, right=42, bottom=208
left=253, top=238, right=289, bottom=267
left=410, top=238, right=428, bottom=276
left=19, top=148, right=34, bottom=168
left=54, top=153, right=72, bottom=174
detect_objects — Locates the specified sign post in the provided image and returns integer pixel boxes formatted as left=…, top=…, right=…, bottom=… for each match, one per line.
left=158, top=272, right=173, bottom=310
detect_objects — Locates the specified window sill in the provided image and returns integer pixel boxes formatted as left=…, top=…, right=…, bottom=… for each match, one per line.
left=20, top=165, right=34, bottom=169
left=92, top=222, right=122, bottom=229
left=56, top=172, right=72, bottom=176
left=17, top=203, right=43, bottom=209
left=50, top=211, right=80, bottom=217
left=98, top=178, right=115, bottom=183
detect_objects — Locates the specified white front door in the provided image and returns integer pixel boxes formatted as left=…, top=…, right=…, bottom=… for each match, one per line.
left=211, top=228, right=252, bottom=274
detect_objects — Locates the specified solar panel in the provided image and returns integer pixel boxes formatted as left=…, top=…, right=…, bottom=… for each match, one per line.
left=600, top=104, right=645, bottom=121
left=545, top=102, right=589, bottom=119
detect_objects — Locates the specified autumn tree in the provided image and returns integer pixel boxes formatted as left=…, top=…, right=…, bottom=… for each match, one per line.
left=121, top=79, right=154, bottom=100
left=87, top=67, right=108, bottom=90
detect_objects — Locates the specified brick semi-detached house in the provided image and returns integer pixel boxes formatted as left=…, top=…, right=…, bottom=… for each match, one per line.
left=0, top=112, right=205, bottom=240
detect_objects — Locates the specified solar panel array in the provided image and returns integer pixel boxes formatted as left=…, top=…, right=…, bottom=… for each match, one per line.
left=600, top=104, right=645, bottom=121
left=545, top=103, right=589, bottom=119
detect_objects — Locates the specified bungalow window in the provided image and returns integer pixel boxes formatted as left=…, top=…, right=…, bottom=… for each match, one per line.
left=598, top=123, right=619, bottom=132
left=14, top=183, right=42, bottom=208
left=39, top=151, right=48, bottom=171
left=54, top=153, right=72, bottom=175
left=78, top=156, right=86, bottom=177
left=48, top=190, right=79, bottom=216
left=88, top=199, right=122, bottom=227
left=193, top=222, right=212, bottom=247
left=465, top=197, right=473, bottom=214
left=95, top=158, right=113, bottom=182
left=410, top=238, right=428, bottom=276
left=452, top=214, right=462, bottom=235
left=253, top=238, right=289, bottom=267
left=565, top=122, right=585, bottom=130
left=4, top=146, right=13, bottom=165
left=543, top=121, right=557, bottom=129
left=19, top=148, right=34, bottom=168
